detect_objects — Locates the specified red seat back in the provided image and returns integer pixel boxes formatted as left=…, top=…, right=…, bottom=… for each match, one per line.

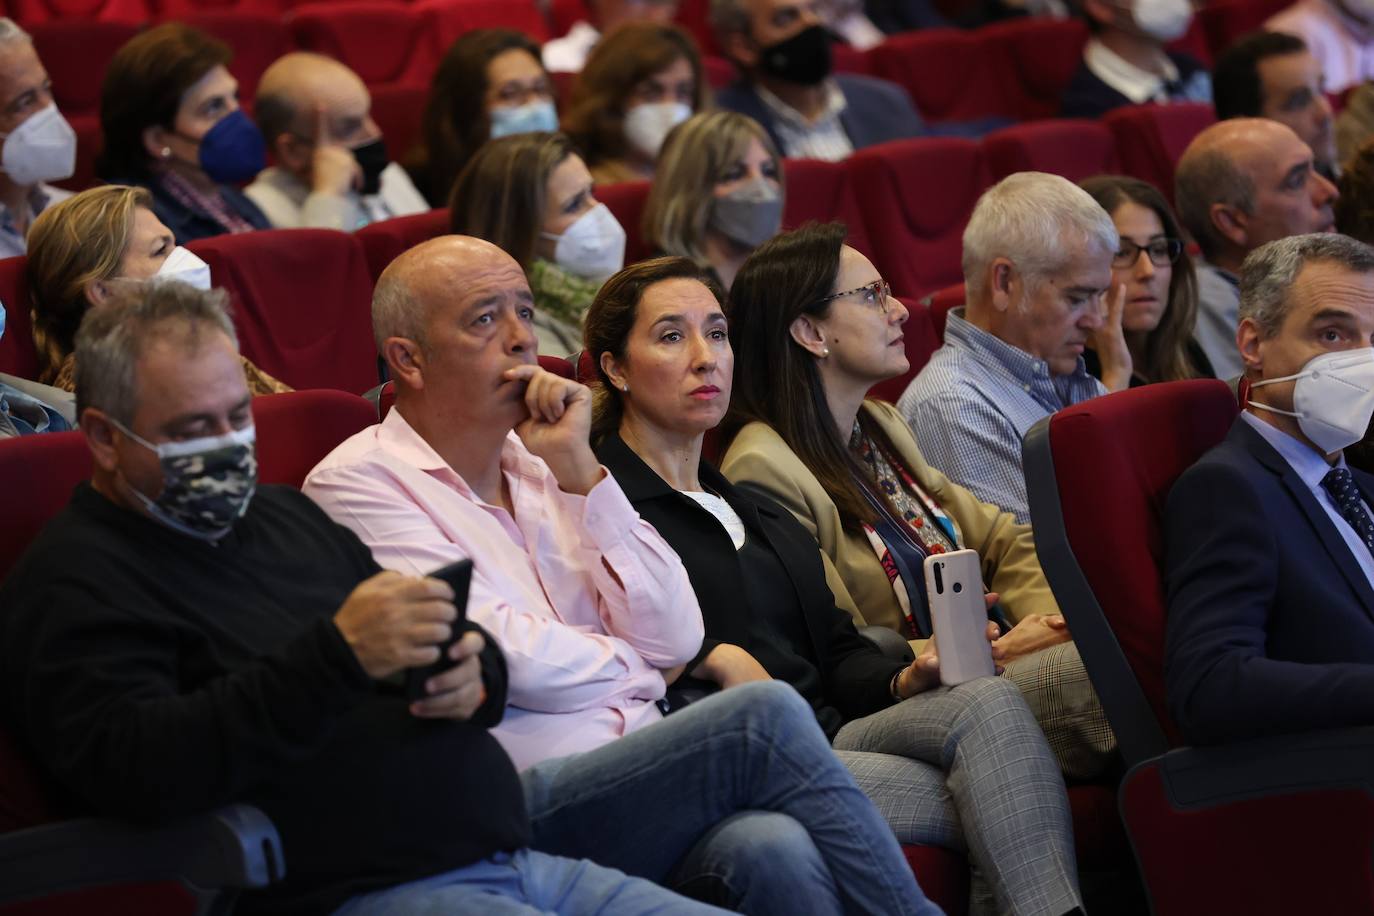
left=547, top=0, right=587, bottom=36
left=0, top=256, right=39, bottom=381
left=846, top=138, right=989, bottom=299
left=187, top=229, right=379, bottom=393
left=537, top=354, right=573, bottom=377
left=866, top=301, right=940, bottom=403
left=868, top=29, right=1012, bottom=123
left=175, top=12, right=294, bottom=102
left=417, top=0, right=551, bottom=51
left=1198, top=0, right=1291, bottom=58
left=1165, top=15, right=1212, bottom=67
left=781, top=157, right=874, bottom=262
left=924, top=281, right=964, bottom=340
left=595, top=180, right=651, bottom=265
left=982, top=18, right=1088, bottom=121
left=369, top=83, right=428, bottom=167
left=1104, top=102, right=1216, bottom=203
left=252, top=389, right=376, bottom=487
left=9, top=0, right=145, bottom=23
left=1024, top=379, right=1239, bottom=761
left=356, top=208, right=451, bottom=281
left=151, top=0, right=282, bottom=16
left=0, top=429, right=91, bottom=583
left=830, top=42, right=874, bottom=78
left=52, top=114, right=101, bottom=193
left=982, top=119, right=1121, bottom=184
left=702, top=55, right=735, bottom=90
left=31, top=20, right=140, bottom=117
left=288, top=4, right=437, bottom=89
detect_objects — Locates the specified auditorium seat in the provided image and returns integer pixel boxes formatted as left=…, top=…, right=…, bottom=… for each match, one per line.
left=31, top=20, right=139, bottom=118
left=781, top=157, right=874, bottom=261
left=865, top=300, right=941, bottom=403
left=868, top=29, right=1013, bottom=125
left=8, top=0, right=143, bottom=23
left=356, top=208, right=451, bottom=281
left=186, top=229, right=380, bottom=393
left=1025, top=379, right=1374, bottom=915
left=288, top=3, right=438, bottom=90
left=595, top=180, right=651, bottom=266
left=1104, top=102, right=1215, bottom=204
left=1165, top=15, right=1213, bottom=67
left=252, top=389, right=376, bottom=487
left=0, top=256, right=38, bottom=381
left=830, top=41, right=874, bottom=78
left=672, top=0, right=717, bottom=56
left=177, top=11, right=294, bottom=102
left=923, top=281, right=964, bottom=340
left=1198, top=0, right=1290, bottom=59
left=846, top=137, right=989, bottom=298
left=982, top=120, right=1121, bottom=184
left=369, top=83, right=427, bottom=166
left=52, top=114, right=100, bottom=193
left=546, top=0, right=586, bottom=37
left=149, top=0, right=282, bottom=17
left=416, top=0, right=551, bottom=52
left=981, top=18, right=1088, bottom=121
left=702, top=55, right=735, bottom=90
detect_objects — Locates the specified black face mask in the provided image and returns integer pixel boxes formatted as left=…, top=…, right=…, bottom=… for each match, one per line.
left=758, top=24, right=832, bottom=86
left=351, top=137, right=389, bottom=195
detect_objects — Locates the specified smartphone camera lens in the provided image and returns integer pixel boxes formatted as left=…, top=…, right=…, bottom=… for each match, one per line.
left=932, top=562, right=944, bottom=594
left=952, top=582, right=963, bottom=594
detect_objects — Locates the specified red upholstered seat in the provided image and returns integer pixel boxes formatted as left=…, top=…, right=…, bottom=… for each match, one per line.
left=0, top=429, right=89, bottom=583
left=186, top=229, right=379, bottom=393
left=547, top=0, right=587, bottom=37
left=781, top=157, right=874, bottom=262
left=252, top=389, right=376, bottom=487
left=8, top=0, right=144, bottom=23
left=52, top=114, right=101, bottom=193
left=981, top=18, right=1088, bottom=121
left=1198, top=0, right=1291, bottom=58
left=866, top=301, right=940, bottom=403
left=982, top=120, right=1121, bottom=184
left=1165, top=16, right=1212, bottom=67
left=0, top=256, right=39, bottom=381
left=868, top=29, right=1012, bottom=124
left=1024, top=380, right=1374, bottom=914
left=356, top=208, right=451, bottom=281
left=288, top=4, right=438, bottom=90
left=537, top=354, right=573, bottom=378
left=369, top=83, right=428, bottom=166
left=830, top=42, right=874, bottom=77
left=924, top=281, right=963, bottom=340
left=31, top=20, right=139, bottom=117
left=150, top=0, right=282, bottom=17
left=846, top=138, right=989, bottom=299
left=702, top=55, right=736, bottom=90
left=417, top=0, right=551, bottom=51
left=595, top=180, right=652, bottom=266
left=1103, top=102, right=1215, bottom=203
left=672, top=0, right=716, bottom=55
left=175, top=12, right=294, bottom=102
left=901, top=846, right=967, bottom=915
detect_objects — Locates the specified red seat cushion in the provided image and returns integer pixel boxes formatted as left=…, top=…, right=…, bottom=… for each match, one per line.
left=252, top=389, right=377, bottom=488
left=1103, top=102, right=1216, bottom=204
left=356, top=208, right=452, bottom=281
left=846, top=138, right=989, bottom=299
left=0, top=256, right=39, bottom=381
left=288, top=4, right=437, bottom=89
left=595, top=180, right=651, bottom=266
left=981, top=18, right=1089, bottom=121
left=186, top=229, right=379, bottom=394
left=869, top=29, right=1012, bottom=123
left=30, top=21, right=140, bottom=117
left=174, top=12, right=293, bottom=102
left=782, top=157, right=874, bottom=263
left=982, top=120, right=1121, bottom=184
left=900, top=844, right=968, bottom=916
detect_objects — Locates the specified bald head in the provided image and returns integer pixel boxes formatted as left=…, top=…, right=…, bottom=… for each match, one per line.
left=1176, top=117, right=1337, bottom=265
left=255, top=52, right=374, bottom=154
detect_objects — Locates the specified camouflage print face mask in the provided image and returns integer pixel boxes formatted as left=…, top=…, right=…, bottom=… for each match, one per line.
left=111, top=420, right=259, bottom=541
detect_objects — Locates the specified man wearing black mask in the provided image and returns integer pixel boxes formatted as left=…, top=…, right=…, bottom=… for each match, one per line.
left=710, top=0, right=924, bottom=161
left=246, top=52, right=428, bottom=231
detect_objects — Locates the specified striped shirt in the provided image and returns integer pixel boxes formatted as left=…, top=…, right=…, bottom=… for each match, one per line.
left=896, top=308, right=1107, bottom=523
left=754, top=80, right=854, bottom=162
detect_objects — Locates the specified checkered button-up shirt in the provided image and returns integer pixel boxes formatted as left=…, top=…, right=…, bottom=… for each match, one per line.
left=755, top=80, right=854, bottom=162
left=896, top=308, right=1107, bottom=523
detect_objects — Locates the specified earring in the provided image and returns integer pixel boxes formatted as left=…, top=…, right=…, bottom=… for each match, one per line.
left=621, top=384, right=629, bottom=393
left=820, top=347, right=831, bottom=358
left=159, top=147, right=172, bottom=159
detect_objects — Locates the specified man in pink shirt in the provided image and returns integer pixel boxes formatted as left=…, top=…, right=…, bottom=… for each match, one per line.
left=1268, top=0, right=1374, bottom=93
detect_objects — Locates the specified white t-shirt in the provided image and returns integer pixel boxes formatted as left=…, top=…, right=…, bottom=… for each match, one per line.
left=683, top=490, right=747, bottom=550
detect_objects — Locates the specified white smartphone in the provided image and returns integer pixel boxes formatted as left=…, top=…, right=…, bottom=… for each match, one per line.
left=923, top=549, right=996, bottom=687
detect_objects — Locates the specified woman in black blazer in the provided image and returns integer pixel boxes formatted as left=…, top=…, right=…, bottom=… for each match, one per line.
left=584, top=256, right=1085, bottom=916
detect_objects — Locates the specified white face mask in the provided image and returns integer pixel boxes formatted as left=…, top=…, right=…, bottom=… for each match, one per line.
left=155, top=246, right=213, bottom=291
left=1131, top=0, right=1192, bottom=42
left=623, top=102, right=692, bottom=160
left=1249, top=348, right=1374, bottom=454
left=0, top=103, right=76, bottom=186
left=542, top=203, right=626, bottom=280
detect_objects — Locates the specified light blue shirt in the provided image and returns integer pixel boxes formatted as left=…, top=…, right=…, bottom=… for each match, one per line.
left=1241, top=410, right=1374, bottom=591
left=897, top=307, right=1107, bottom=524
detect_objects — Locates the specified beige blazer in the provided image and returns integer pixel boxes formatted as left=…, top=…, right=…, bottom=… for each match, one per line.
left=720, top=400, right=1059, bottom=652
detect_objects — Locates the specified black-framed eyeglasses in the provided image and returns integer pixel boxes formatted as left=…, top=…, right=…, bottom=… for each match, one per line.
left=817, top=279, right=892, bottom=312
left=1114, top=238, right=1183, bottom=269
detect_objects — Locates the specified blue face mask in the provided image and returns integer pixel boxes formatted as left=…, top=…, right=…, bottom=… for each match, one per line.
left=196, top=110, right=266, bottom=185
left=0, top=299, right=6, bottom=342
left=489, top=100, right=559, bottom=140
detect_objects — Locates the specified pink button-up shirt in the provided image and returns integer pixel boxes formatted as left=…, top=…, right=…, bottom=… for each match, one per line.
left=302, top=408, right=705, bottom=770
left=1269, top=0, right=1374, bottom=92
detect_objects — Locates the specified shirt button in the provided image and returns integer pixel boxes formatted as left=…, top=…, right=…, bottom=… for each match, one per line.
left=1023, top=384, right=1031, bottom=392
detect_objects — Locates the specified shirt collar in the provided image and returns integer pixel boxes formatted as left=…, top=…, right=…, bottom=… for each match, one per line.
left=378, top=404, right=536, bottom=491
left=0, top=184, right=51, bottom=235
left=754, top=78, right=847, bottom=129
left=1240, top=409, right=1347, bottom=488
left=1084, top=38, right=1180, bottom=104
left=944, top=307, right=1074, bottom=385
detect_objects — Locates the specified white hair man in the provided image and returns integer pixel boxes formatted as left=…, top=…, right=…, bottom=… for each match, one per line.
left=0, top=17, right=76, bottom=257
left=898, top=171, right=1129, bottom=524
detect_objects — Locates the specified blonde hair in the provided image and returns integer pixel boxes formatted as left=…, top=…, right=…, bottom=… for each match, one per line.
left=643, top=111, right=782, bottom=264
left=27, top=184, right=152, bottom=384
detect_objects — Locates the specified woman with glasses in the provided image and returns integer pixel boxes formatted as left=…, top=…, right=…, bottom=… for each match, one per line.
left=1079, top=175, right=1214, bottom=385
left=586, top=254, right=1083, bottom=915
left=719, top=223, right=1115, bottom=782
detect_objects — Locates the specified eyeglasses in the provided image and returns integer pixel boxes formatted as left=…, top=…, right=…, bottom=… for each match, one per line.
left=817, top=279, right=892, bottom=312
left=1113, top=238, right=1184, bottom=269
left=489, top=79, right=553, bottom=107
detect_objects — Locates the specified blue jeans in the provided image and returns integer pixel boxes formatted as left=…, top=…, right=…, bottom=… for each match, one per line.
left=334, top=848, right=730, bottom=915
left=522, top=681, right=942, bottom=916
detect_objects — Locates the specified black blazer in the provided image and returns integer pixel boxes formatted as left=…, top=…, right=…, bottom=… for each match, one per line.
left=597, top=433, right=903, bottom=723
left=1164, top=417, right=1374, bottom=745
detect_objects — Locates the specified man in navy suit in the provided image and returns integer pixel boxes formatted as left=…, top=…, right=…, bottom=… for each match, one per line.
left=1165, top=232, right=1374, bottom=745
left=709, top=0, right=925, bottom=161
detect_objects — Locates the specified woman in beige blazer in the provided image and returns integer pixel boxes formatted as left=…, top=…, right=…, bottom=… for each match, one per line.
left=719, top=223, right=1114, bottom=779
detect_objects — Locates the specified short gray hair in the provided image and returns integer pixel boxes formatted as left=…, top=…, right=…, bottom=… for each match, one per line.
left=1238, top=233, right=1374, bottom=338
left=74, top=279, right=237, bottom=425
left=0, top=18, right=31, bottom=46
left=371, top=263, right=425, bottom=352
left=962, top=171, right=1118, bottom=301
left=709, top=0, right=750, bottom=41
left=1175, top=149, right=1255, bottom=262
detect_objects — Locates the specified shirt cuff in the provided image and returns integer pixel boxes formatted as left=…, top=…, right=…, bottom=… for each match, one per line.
left=567, top=467, right=644, bottom=551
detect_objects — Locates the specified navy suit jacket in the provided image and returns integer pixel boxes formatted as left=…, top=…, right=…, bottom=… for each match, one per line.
left=1164, top=416, right=1374, bottom=745
left=109, top=173, right=271, bottom=246
left=714, top=73, right=926, bottom=156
